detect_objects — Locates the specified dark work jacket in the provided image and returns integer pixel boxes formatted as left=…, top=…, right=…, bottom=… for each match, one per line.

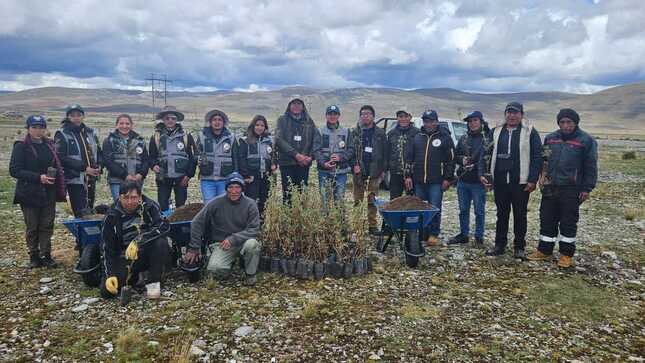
left=350, top=123, right=387, bottom=178
left=148, top=123, right=197, bottom=179
left=455, top=126, right=492, bottom=183
left=543, top=128, right=598, bottom=192
left=10, top=137, right=66, bottom=207
left=482, top=125, right=542, bottom=185
left=101, top=195, right=168, bottom=277
left=405, top=126, right=455, bottom=184
left=385, top=124, right=419, bottom=175
left=102, top=130, right=149, bottom=183
left=54, top=120, right=102, bottom=183
left=274, top=108, right=317, bottom=167
left=239, top=132, right=274, bottom=178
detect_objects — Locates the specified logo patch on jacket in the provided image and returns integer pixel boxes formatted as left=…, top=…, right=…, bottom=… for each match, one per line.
left=177, top=142, right=185, bottom=150
left=432, top=139, right=442, bottom=147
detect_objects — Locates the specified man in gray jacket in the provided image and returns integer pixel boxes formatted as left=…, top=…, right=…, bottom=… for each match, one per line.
left=184, top=172, right=261, bottom=285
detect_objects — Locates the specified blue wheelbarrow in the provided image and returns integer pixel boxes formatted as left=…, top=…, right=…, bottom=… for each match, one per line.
left=162, top=210, right=207, bottom=283
left=62, top=217, right=105, bottom=287
left=375, top=199, right=440, bottom=268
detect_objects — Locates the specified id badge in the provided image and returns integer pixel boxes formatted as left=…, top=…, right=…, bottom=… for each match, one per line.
left=294, top=135, right=302, bottom=142
left=364, top=146, right=373, bottom=153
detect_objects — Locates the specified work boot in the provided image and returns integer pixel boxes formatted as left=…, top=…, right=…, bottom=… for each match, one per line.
left=527, top=250, right=552, bottom=261
left=474, top=237, right=484, bottom=248
left=447, top=234, right=468, bottom=245
left=145, top=282, right=161, bottom=299
left=513, top=248, right=526, bottom=260
left=558, top=255, right=573, bottom=268
left=426, top=235, right=440, bottom=247
left=485, top=245, right=505, bottom=256
left=29, top=254, right=43, bottom=269
left=40, top=255, right=58, bottom=269
left=244, top=274, right=257, bottom=286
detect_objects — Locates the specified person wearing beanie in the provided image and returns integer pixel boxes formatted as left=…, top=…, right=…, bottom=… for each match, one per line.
left=55, top=104, right=102, bottom=217
left=351, top=105, right=387, bottom=235
left=274, top=98, right=318, bottom=203
left=195, top=109, right=240, bottom=203
left=528, top=108, right=598, bottom=268
left=184, top=172, right=261, bottom=286
left=448, top=111, right=492, bottom=248
left=313, top=105, right=354, bottom=204
left=149, top=106, right=197, bottom=212
left=10, top=115, right=66, bottom=268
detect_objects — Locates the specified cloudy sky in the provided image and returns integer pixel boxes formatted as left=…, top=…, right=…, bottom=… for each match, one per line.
left=1, top=0, right=643, bottom=93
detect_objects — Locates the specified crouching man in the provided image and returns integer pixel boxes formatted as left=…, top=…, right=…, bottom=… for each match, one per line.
left=184, top=172, right=261, bottom=286
left=101, top=181, right=170, bottom=299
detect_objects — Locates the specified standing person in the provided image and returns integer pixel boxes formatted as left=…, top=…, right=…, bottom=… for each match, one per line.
left=528, top=109, right=597, bottom=268
left=351, top=105, right=387, bottom=235
left=274, top=98, right=317, bottom=202
left=55, top=104, right=101, bottom=217
left=195, top=109, right=239, bottom=203
left=185, top=173, right=261, bottom=286
left=405, top=110, right=455, bottom=246
left=239, top=115, right=276, bottom=218
left=10, top=116, right=66, bottom=268
left=149, top=106, right=197, bottom=212
left=480, top=102, right=542, bottom=259
left=448, top=111, right=491, bottom=247
left=313, top=105, right=354, bottom=204
left=385, top=109, right=419, bottom=199
left=102, top=114, right=149, bottom=202
left=100, top=181, right=170, bottom=300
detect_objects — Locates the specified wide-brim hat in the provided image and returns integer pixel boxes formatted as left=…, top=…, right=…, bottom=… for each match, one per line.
left=156, top=105, right=184, bottom=121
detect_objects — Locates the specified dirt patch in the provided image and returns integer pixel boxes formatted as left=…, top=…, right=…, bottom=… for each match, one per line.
left=80, top=214, right=104, bottom=220
left=382, top=196, right=433, bottom=211
left=168, top=203, right=204, bottom=222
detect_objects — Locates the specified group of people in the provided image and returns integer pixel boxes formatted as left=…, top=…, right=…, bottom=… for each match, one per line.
left=9, top=98, right=597, bottom=300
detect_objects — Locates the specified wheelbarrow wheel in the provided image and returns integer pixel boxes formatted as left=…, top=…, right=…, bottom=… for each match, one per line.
left=79, top=244, right=102, bottom=287
left=187, top=270, right=201, bottom=283
left=404, top=230, right=422, bottom=268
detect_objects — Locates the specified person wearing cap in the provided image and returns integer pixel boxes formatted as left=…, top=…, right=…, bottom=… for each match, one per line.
left=405, top=109, right=455, bottom=246
left=184, top=172, right=261, bottom=286
left=195, top=109, right=240, bottom=203
left=527, top=108, right=597, bottom=268
left=313, top=105, right=354, bottom=204
left=10, top=115, right=66, bottom=268
left=102, top=114, right=149, bottom=202
left=350, top=105, right=387, bottom=235
left=385, top=109, right=419, bottom=200
left=100, top=181, right=170, bottom=300
left=239, top=115, right=276, bottom=218
left=274, top=98, right=318, bottom=203
left=448, top=111, right=492, bottom=247
left=54, top=104, right=102, bottom=217
left=480, top=102, right=542, bottom=259
left=149, top=106, right=197, bottom=212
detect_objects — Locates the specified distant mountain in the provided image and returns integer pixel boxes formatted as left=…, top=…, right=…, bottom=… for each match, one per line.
left=1, top=83, right=643, bottom=133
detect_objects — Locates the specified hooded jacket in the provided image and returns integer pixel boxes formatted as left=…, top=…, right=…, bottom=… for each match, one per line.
left=543, top=127, right=597, bottom=192
left=405, top=126, right=455, bottom=184
left=274, top=99, right=318, bottom=167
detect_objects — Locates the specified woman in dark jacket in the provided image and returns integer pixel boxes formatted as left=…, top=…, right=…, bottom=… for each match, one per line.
left=238, top=115, right=276, bottom=218
left=10, top=115, right=66, bottom=268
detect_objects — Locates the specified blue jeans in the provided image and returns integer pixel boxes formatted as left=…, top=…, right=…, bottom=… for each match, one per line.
left=318, top=171, right=348, bottom=203
left=201, top=180, right=227, bottom=203
left=414, top=182, right=443, bottom=236
left=110, top=182, right=144, bottom=203
left=457, top=181, right=487, bottom=238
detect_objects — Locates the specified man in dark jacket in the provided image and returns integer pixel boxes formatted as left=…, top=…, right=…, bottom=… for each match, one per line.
left=351, top=105, right=387, bottom=235
left=385, top=110, right=419, bottom=200
left=100, top=181, right=170, bottom=300
left=274, top=98, right=317, bottom=202
left=528, top=108, right=597, bottom=268
left=480, top=102, right=542, bottom=258
left=148, top=106, right=197, bottom=212
left=405, top=110, right=455, bottom=246
left=55, top=104, right=102, bottom=217
left=10, top=115, right=66, bottom=268
left=448, top=111, right=491, bottom=247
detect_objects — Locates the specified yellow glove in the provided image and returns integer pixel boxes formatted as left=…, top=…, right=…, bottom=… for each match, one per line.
left=125, top=241, right=138, bottom=260
left=105, top=276, right=119, bottom=295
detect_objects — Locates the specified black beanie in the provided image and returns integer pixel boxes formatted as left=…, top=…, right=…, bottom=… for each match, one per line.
left=557, top=108, right=580, bottom=125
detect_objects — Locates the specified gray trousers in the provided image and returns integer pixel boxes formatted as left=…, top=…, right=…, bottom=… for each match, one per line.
left=207, top=239, right=261, bottom=279
left=20, top=203, right=56, bottom=257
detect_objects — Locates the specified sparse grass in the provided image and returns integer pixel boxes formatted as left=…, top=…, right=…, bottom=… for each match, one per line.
left=623, top=207, right=641, bottom=221
left=622, top=151, right=637, bottom=160
left=399, top=303, right=442, bottom=321
left=301, top=297, right=325, bottom=321
left=115, top=327, right=149, bottom=361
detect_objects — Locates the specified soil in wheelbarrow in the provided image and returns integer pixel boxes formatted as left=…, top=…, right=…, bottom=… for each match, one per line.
left=382, top=195, right=433, bottom=211
left=168, top=203, right=204, bottom=222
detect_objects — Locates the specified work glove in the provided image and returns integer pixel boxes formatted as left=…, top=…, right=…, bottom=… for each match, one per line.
left=105, top=276, right=119, bottom=295
left=125, top=241, right=138, bottom=260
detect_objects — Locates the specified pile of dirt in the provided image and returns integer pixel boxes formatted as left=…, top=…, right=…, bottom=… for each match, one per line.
left=382, top=196, right=433, bottom=211
left=80, top=214, right=104, bottom=220
left=168, top=203, right=204, bottom=222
